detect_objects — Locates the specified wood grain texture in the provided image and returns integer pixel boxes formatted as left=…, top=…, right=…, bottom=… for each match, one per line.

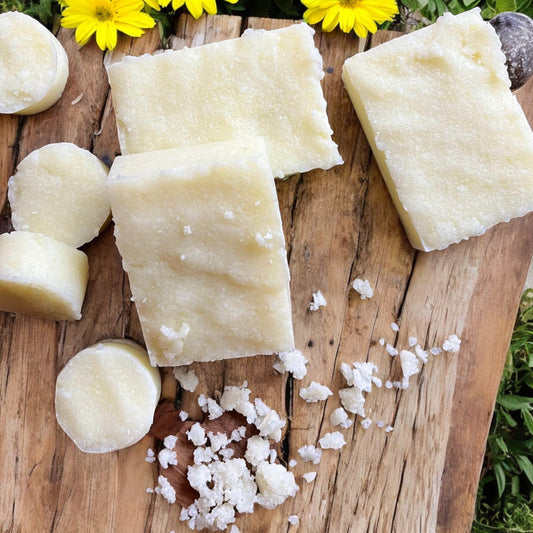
left=1, top=16, right=533, bottom=533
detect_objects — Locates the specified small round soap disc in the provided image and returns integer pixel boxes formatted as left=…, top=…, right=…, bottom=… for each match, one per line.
left=490, top=12, right=533, bottom=91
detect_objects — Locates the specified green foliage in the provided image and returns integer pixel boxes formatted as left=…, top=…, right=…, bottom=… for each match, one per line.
left=472, top=290, right=533, bottom=533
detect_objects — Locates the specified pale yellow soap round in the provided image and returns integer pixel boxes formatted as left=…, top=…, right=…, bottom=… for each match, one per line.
left=8, top=143, right=110, bottom=247
left=55, top=340, right=162, bottom=454
left=0, top=11, right=69, bottom=115
left=0, top=231, right=89, bottom=320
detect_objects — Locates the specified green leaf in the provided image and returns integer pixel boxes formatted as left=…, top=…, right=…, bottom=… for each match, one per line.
left=495, top=435, right=509, bottom=454
left=516, top=455, right=533, bottom=485
left=494, top=462, right=507, bottom=498
left=523, top=407, right=533, bottom=435
left=495, top=0, right=517, bottom=11
left=498, top=395, right=533, bottom=411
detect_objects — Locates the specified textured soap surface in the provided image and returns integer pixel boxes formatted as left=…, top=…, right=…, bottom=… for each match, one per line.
left=0, top=231, right=89, bottom=320
left=106, top=23, right=342, bottom=179
left=0, top=11, right=68, bottom=115
left=343, top=9, right=533, bottom=251
left=106, top=137, right=295, bottom=366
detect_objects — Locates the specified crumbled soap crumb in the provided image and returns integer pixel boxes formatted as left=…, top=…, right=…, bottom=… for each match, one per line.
left=352, top=362, right=380, bottom=392
left=220, top=384, right=256, bottom=424
left=360, top=418, right=372, bottom=429
left=206, top=398, right=224, bottom=420
left=319, top=431, right=346, bottom=450
left=224, top=210, right=234, bottom=220
left=302, top=471, right=317, bottom=483
left=146, top=487, right=154, bottom=493
left=273, top=348, right=309, bottom=380
left=193, top=446, right=216, bottom=465
left=219, top=448, right=234, bottom=460
left=156, top=475, right=176, bottom=504
left=443, top=334, right=461, bottom=353
left=330, top=407, right=350, bottom=427
left=400, top=349, right=420, bottom=387
left=164, top=435, right=178, bottom=450
left=391, top=322, right=399, bottom=332
left=352, top=278, right=374, bottom=299
left=255, top=462, right=299, bottom=510
left=298, top=444, right=322, bottom=464
left=339, top=386, right=366, bottom=416
left=229, top=526, right=240, bottom=533
left=269, top=449, right=277, bottom=463
left=245, top=435, right=271, bottom=467
left=385, top=425, right=394, bottom=433
left=198, top=394, right=208, bottom=412
left=230, top=426, right=247, bottom=442
left=376, top=421, right=385, bottom=428
left=208, top=431, right=229, bottom=452
left=379, top=337, right=385, bottom=346
left=145, top=448, right=156, bottom=463
left=183, top=225, right=192, bottom=235
left=178, top=410, right=188, bottom=421
left=288, top=515, right=300, bottom=526
left=385, top=380, right=393, bottom=389
left=415, top=344, right=429, bottom=364
left=173, top=366, right=199, bottom=392
left=386, top=343, right=398, bottom=356
left=430, top=346, right=443, bottom=356
left=309, top=290, right=327, bottom=311
left=158, top=448, right=178, bottom=469
left=408, top=336, right=417, bottom=347
left=254, top=400, right=286, bottom=442
left=299, top=381, right=333, bottom=402
left=289, top=459, right=297, bottom=468
left=186, top=422, right=207, bottom=446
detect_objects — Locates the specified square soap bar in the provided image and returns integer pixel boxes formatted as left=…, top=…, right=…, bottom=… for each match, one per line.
left=106, top=23, right=342, bottom=179
left=342, top=9, right=533, bottom=251
left=106, top=137, right=295, bottom=366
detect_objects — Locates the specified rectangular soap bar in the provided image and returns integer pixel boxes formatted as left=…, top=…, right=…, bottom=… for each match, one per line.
left=106, top=137, right=295, bottom=367
left=342, top=9, right=533, bottom=251
left=106, top=23, right=342, bottom=179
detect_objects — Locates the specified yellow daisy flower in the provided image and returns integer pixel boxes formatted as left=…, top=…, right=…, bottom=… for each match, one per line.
left=154, top=0, right=237, bottom=19
left=61, top=0, right=156, bottom=51
left=303, top=0, right=398, bottom=37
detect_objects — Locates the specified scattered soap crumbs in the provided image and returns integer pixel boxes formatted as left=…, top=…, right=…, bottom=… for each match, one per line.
left=351, top=278, right=374, bottom=299
left=229, top=526, right=240, bottom=533
left=376, top=421, right=385, bottom=429
left=330, top=407, right=351, bottom=428
left=158, top=448, right=178, bottom=469
left=288, top=515, right=300, bottom=526
left=378, top=338, right=385, bottom=346
left=187, top=422, right=207, bottom=446
left=269, top=449, right=277, bottom=463
left=309, top=290, right=327, bottom=311
left=339, top=386, right=366, bottom=417
left=391, top=322, right=399, bottom=332
left=443, top=334, right=461, bottom=353
left=299, top=382, right=333, bottom=402
left=183, top=225, right=192, bottom=235
left=179, top=410, right=188, bottom=421
left=273, top=348, right=309, bottom=380
left=360, top=418, right=372, bottom=429
left=408, top=336, right=417, bottom=347
left=302, top=471, right=317, bottom=483
left=318, top=431, right=346, bottom=450
left=224, top=210, right=234, bottom=220
left=198, top=394, right=208, bottom=411
left=385, top=426, right=394, bottom=433
left=298, top=444, right=322, bottom=464
left=146, top=487, right=154, bottom=493
left=173, top=366, right=199, bottom=392
left=430, top=347, right=443, bottom=356
left=155, top=475, right=176, bottom=504
left=287, top=459, right=298, bottom=468
left=415, top=345, right=429, bottom=364
left=399, top=350, right=420, bottom=388
left=386, top=343, right=398, bottom=356
left=70, top=92, right=83, bottom=105
left=230, top=426, right=247, bottom=442
left=207, top=398, right=224, bottom=420
left=384, top=380, right=393, bottom=389
left=255, top=462, right=299, bottom=510
left=180, top=254, right=186, bottom=261
left=245, top=435, right=270, bottom=467
left=145, top=447, right=156, bottom=463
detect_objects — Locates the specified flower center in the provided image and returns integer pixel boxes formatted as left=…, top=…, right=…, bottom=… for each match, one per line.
left=338, top=0, right=357, bottom=7
left=93, top=2, right=115, bottom=21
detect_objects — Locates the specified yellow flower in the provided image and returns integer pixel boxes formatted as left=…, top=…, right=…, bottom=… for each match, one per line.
left=303, top=0, right=398, bottom=37
left=153, top=0, right=237, bottom=19
left=61, top=0, right=156, bottom=51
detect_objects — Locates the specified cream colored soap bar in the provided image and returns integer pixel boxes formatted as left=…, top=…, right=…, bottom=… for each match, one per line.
left=106, top=23, right=342, bottom=179
left=0, top=11, right=68, bottom=115
left=0, top=231, right=88, bottom=320
left=342, top=9, right=533, bottom=251
left=106, top=137, right=295, bottom=366
left=55, top=340, right=161, bottom=453
left=9, top=143, right=110, bottom=247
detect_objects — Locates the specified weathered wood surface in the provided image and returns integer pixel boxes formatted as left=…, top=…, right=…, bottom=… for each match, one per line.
left=2, top=14, right=533, bottom=533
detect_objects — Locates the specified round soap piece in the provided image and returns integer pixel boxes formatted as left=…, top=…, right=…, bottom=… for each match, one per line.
left=0, top=231, right=89, bottom=320
left=0, top=11, right=69, bottom=115
left=490, top=12, right=533, bottom=91
left=55, top=340, right=162, bottom=453
left=8, top=143, right=110, bottom=248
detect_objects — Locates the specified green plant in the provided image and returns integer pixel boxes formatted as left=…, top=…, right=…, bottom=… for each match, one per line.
left=473, top=290, right=533, bottom=533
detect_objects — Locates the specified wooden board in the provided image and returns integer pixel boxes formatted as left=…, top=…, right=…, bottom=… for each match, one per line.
left=2, top=14, right=533, bottom=533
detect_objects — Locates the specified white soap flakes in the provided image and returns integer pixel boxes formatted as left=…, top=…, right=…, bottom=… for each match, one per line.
left=187, top=422, right=207, bottom=446
left=318, top=431, right=346, bottom=450
left=391, top=322, right=400, bottom=332
left=183, top=225, right=192, bottom=235
left=273, top=348, right=309, bottom=380
left=385, top=425, right=394, bottom=433
left=158, top=448, right=178, bottom=469
left=298, top=444, right=322, bottom=464
left=360, top=418, right=372, bottom=429
left=302, top=471, right=317, bottom=483
left=288, top=459, right=297, bottom=468
left=430, top=346, right=443, bottom=356
left=156, top=475, right=176, bottom=504
left=145, top=447, right=156, bottom=463
left=178, top=410, right=188, bottom=421
left=309, top=290, right=327, bottom=311
left=415, top=344, right=429, bottom=364
left=300, top=382, right=333, bottom=402
left=443, top=334, right=461, bottom=353
left=386, top=343, right=398, bottom=356
left=330, top=407, right=349, bottom=427
left=378, top=337, right=385, bottom=345
left=352, top=278, right=374, bottom=299
left=288, top=515, right=300, bottom=526
left=172, top=366, right=199, bottom=392
left=255, top=462, right=299, bottom=510
left=245, top=435, right=271, bottom=467
left=408, top=336, right=417, bottom=347
left=224, top=210, right=234, bottom=220
left=339, top=386, right=366, bottom=417
left=399, top=349, right=420, bottom=388
left=206, top=398, right=224, bottom=420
